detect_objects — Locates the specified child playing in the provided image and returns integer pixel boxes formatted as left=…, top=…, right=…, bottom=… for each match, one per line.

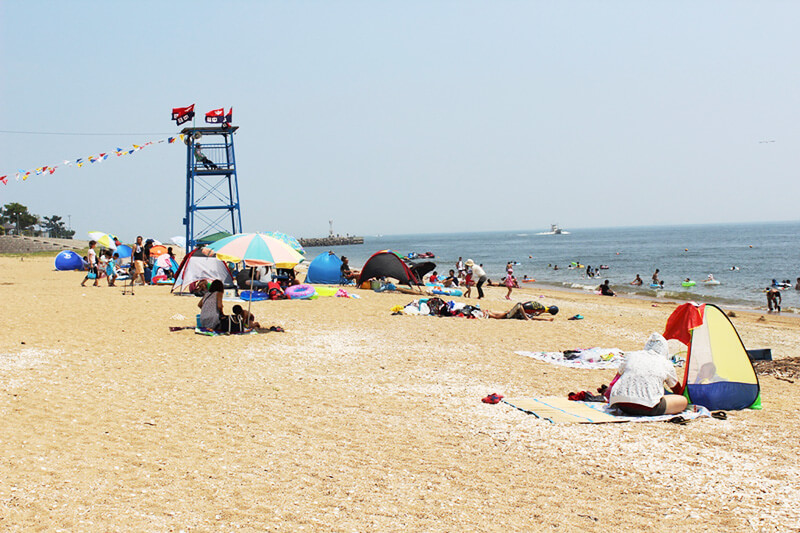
left=106, top=252, right=119, bottom=286
left=81, top=240, right=99, bottom=287
left=505, top=261, right=516, bottom=300
left=463, top=265, right=474, bottom=298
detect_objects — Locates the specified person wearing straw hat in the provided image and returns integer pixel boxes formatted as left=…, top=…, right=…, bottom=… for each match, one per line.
left=466, top=259, right=487, bottom=299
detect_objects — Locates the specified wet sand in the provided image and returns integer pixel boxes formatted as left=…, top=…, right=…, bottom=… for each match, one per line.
left=1, top=256, right=799, bottom=531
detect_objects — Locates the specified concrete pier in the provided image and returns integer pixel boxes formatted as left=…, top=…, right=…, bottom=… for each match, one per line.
left=298, top=236, right=364, bottom=248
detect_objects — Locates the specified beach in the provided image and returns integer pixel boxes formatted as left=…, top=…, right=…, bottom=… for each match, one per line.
left=1, top=255, right=799, bottom=531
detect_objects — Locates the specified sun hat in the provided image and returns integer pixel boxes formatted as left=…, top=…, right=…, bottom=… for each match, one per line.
left=465, top=259, right=475, bottom=266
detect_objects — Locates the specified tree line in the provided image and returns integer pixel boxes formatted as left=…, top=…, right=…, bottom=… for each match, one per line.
left=1, top=202, right=76, bottom=239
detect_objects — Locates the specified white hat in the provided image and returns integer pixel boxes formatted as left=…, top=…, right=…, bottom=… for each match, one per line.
left=644, top=332, right=669, bottom=359
left=465, top=259, right=475, bottom=266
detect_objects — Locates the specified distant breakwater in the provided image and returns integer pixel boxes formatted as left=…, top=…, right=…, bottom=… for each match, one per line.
left=299, top=236, right=364, bottom=248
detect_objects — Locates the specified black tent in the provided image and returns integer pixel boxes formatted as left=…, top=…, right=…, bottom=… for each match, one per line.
left=408, top=261, right=436, bottom=282
left=358, top=250, right=420, bottom=286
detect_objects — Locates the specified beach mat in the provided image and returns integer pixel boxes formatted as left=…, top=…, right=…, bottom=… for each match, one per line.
left=515, top=349, right=623, bottom=370
left=503, top=396, right=710, bottom=424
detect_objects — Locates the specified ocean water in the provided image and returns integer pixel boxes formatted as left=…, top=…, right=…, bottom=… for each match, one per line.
left=320, top=221, right=800, bottom=312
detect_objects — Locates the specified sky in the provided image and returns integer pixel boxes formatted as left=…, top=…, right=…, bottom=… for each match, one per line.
left=1, top=1, right=799, bottom=243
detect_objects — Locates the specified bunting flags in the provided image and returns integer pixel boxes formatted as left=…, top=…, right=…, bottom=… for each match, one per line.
left=172, top=104, right=195, bottom=125
left=2, top=134, right=182, bottom=186
left=4, top=106, right=235, bottom=186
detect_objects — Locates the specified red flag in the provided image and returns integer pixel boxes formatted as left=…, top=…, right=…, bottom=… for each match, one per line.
left=205, top=108, right=224, bottom=124
left=225, top=107, right=233, bottom=125
left=0, top=175, right=7, bottom=185
left=172, top=104, right=195, bottom=125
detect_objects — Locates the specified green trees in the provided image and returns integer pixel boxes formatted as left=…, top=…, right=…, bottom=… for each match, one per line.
left=41, top=215, right=75, bottom=239
left=1, top=203, right=75, bottom=238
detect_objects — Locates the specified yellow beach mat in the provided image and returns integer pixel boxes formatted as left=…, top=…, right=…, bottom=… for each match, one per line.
left=503, top=396, right=622, bottom=424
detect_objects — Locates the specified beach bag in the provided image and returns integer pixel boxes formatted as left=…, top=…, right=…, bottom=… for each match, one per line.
left=427, top=297, right=449, bottom=316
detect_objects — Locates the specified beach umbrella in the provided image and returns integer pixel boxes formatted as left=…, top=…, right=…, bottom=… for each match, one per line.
left=207, top=233, right=305, bottom=317
left=148, top=245, right=168, bottom=258
left=207, top=232, right=305, bottom=268
left=115, top=244, right=132, bottom=261
left=88, top=231, right=119, bottom=250
left=263, top=231, right=305, bottom=254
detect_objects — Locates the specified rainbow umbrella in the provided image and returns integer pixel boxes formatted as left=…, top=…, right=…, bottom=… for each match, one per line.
left=206, top=232, right=304, bottom=268
left=88, top=231, right=119, bottom=250
left=264, top=231, right=304, bottom=254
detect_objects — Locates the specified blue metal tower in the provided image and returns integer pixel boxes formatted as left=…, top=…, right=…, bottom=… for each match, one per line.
left=181, top=125, right=242, bottom=251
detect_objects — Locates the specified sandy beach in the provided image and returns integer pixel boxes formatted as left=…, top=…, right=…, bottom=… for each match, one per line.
left=1, top=255, right=799, bottom=531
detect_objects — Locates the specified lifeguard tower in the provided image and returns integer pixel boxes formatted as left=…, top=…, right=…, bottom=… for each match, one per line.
left=181, top=125, right=242, bottom=251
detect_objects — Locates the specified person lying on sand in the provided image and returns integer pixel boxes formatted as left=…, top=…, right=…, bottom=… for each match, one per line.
left=485, top=301, right=558, bottom=321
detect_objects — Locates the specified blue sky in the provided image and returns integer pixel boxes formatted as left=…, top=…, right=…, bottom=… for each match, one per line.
left=1, top=1, right=798, bottom=243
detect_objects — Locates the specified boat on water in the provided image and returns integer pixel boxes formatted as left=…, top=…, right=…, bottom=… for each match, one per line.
left=537, top=224, right=571, bottom=235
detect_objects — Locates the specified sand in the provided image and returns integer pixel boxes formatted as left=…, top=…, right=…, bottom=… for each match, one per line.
left=1, top=255, right=799, bottom=531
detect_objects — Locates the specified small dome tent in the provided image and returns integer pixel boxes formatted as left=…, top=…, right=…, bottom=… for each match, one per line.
left=171, top=248, right=234, bottom=294
left=306, top=252, right=343, bottom=284
left=54, top=250, right=83, bottom=271
left=663, top=302, right=760, bottom=411
left=358, top=250, right=420, bottom=286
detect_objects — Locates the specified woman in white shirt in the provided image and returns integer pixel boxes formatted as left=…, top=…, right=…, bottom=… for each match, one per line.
left=609, top=333, right=688, bottom=416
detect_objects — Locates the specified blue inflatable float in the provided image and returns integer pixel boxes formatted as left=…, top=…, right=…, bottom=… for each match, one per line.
left=54, top=250, right=83, bottom=271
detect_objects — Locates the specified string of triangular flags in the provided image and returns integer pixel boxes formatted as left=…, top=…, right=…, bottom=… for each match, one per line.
left=0, top=134, right=187, bottom=186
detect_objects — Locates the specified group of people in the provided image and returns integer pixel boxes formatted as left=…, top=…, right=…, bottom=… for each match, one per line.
left=438, top=257, right=513, bottom=300
left=80, top=240, right=125, bottom=287
left=80, top=235, right=179, bottom=288
left=198, top=279, right=262, bottom=333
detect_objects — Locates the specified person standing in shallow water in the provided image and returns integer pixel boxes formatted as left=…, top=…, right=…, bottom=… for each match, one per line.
left=652, top=269, right=660, bottom=284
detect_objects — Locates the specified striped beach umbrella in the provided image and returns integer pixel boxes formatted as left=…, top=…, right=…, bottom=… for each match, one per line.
left=206, top=232, right=304, bottom=268
left=263, top=231, right=305, bottom=255
left=88, top=231, right=119, bottom=250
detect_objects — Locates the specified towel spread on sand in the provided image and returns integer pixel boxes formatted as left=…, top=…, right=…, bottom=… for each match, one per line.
left=194, top=327, right=257, bottom=336
left=515, top=348, right=624, bottom=369
left=503, top=396, right=711, bottom=424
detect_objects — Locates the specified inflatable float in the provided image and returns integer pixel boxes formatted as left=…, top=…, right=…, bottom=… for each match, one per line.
left=682, top=281, right=696, bottom=287
left=240, top=290, right=268, bottom=301
left=313, top=286, right=338, bottom=297
left=285, top=284, right=316, bottom=299
left=703, top=280, right=721, bottom=285
left=650, top=283, right=661, bottom=289
left=432, top=287, right=463, bottom=297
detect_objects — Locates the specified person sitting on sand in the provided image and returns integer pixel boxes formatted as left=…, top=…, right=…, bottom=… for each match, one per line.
left=442, top=269, right=459, bottom=287
left=608, top=333, right=688, bottom=416
left=485, top=301, right=559, bottom=321
left=598, top=279, right=615, bottom=296
left=630, top=274, right=643, bottom=286
left=340, top=257, right=359, bottom=282
left=429, top=271, right=439, bottom=284
left=232, top=305, right=261, bottom=329
left=198, top=279, right=225, bottom=330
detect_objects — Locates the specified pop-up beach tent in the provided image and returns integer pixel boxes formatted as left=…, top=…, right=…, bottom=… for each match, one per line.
left=54, top=250, right=83, bottom=271
left=306, top=252, right=343, bottom=284
left=358, top=250, right=420, bottom=286
left=663, top=302, right=760, bottom=410
left=171, top=248, right=233, bottom=294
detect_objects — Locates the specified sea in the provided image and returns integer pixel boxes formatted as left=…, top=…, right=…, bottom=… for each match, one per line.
left=321, top=221, right=800, bottom=313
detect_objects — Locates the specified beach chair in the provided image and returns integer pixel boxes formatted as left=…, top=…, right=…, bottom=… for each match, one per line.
left=120, top=263, right=135, bottom=295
